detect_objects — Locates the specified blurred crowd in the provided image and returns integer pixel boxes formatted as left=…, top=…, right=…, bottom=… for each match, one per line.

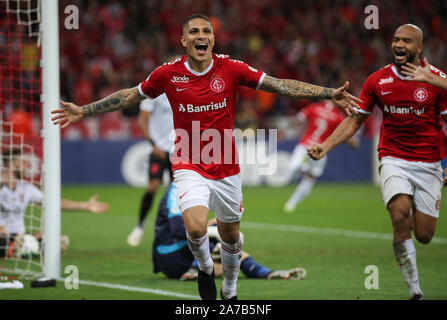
left=3, top=0, right=447, bottom=140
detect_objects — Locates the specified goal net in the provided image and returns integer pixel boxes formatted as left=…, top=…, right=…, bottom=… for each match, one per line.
left=0, top=0, right=44, bottom=279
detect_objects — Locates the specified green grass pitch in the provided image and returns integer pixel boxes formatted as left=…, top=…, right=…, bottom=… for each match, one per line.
left=1, top=183, right=446, bottom=300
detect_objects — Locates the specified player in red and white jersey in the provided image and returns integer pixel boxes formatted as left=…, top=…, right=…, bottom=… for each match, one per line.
left=401, top=57, right=447, bottom=184
left=138, top=53, right=263, bottom=180
left=308, top=24, right=447, bottom=300
left=52, top=13, right=361, bottom=300
left=284, top=101, right=359, bottom=213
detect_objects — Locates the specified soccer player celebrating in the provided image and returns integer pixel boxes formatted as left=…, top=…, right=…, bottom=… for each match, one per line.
left=284, top=100, right=359, bottom=213
left=52, top=13, right=360, bottom=300
left=307, top=24, right=447, bottom=300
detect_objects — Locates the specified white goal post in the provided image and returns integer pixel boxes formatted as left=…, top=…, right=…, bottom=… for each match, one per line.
left=41, top=0, right=61, bottom=279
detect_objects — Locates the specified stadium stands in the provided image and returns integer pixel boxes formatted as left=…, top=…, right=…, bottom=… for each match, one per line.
left=58, top=0, right=447, bottom=139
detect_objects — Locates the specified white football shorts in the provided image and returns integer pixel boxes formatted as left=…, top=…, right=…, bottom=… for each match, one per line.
left=379, top=156, right=442, bottom=218
left=289, top=144, right=328, bottom=178
left=173, top=169, right=244, bottom=223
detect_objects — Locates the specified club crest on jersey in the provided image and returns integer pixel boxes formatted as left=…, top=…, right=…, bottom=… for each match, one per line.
left=379, top=76, right=394, bottom=85
left=171, top=75, right=189, bottom=83
left=210, top=78, right=225, bottom=93
left=414, top=88, right=428, bottom=102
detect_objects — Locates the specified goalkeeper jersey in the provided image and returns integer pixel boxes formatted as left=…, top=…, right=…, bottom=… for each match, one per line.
left=0, top=181, right=42, bottom=234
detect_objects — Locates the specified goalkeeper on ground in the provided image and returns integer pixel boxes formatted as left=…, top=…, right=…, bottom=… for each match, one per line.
left=0, top=148, right=109, bottom=258
left=152, top=181, right=306, bottom=281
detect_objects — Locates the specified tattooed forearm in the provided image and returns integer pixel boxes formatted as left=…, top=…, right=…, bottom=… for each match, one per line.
left=82, top=98, right=121, bottom=115
left=260, top=76, right=333, bottom=99
left=81, top=87, right=144, bottom=115
left=325, top=113, right=366, bottom=151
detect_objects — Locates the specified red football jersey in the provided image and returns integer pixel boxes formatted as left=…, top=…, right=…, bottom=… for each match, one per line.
left=138, top=54, right=265, bottom=179
left=357, top=61, right=447, bottom=162
left=440, top=121, right=447, bottom=159
left=298, top=101, right=345, bottom=146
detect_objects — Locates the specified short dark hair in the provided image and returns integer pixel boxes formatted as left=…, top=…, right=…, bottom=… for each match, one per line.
left=182, top=13, right=212, bottom=32
left=2, top=148, right=21, bottom=167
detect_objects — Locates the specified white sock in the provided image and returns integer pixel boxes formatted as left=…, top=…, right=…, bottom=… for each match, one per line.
left=220, top=240, right=242, bottom=299
left=393, top=238, right=422, bottom=296
left=186, top=233, right=214, bottom=275
left=286, top=176, right=315, bottom=207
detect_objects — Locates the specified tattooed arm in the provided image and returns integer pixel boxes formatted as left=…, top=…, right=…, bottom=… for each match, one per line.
left=259, top=75, right=362, bottom=116
left=260, top=75, right=333, bottom=99
left=307, top=113, right=367, bottom=160
left=51, top=87, right=145, bottom=128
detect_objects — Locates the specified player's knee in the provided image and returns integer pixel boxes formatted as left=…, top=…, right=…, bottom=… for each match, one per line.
left=387, top=201, right=410, bottom=216
left=187, top=229, right=206, bottom=239
left=387, top=200, right=411, bottom=225
left=186, top=224, right=207, bottom=239
left=389, top=211, right=410, bottom=228
left=414, top=230, right=433, bottom=244
left=218, top=227, right=240, bottom=244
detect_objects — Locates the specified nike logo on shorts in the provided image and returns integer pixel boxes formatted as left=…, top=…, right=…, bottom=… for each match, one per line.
left=179, top=191, right=189, bottom=199
left=381, top=91, right=392, bottom=95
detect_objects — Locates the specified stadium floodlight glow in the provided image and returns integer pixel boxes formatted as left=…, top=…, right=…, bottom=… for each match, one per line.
left=41, top=0, right=61, bottom=279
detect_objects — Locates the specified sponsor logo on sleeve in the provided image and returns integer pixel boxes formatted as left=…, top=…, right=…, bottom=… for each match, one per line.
left=429, top=65, right=447, bottom=79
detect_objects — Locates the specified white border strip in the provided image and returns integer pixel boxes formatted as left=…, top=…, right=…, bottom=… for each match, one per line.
left=243, top=221, right=447, bottom=244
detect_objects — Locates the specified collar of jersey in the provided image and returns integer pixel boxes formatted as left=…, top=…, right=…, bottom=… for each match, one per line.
left=391, top=64, right=412, bottom=80
left=184, top=59, right=214, bottom=76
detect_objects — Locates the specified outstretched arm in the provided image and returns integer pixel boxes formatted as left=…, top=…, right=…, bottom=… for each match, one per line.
left=307, top=113, right=367, bottom=160
left=259, top=76, right=362, bottom=116
left=401, top=57, right=447, bottom=90
left=52, top=87, right=145, bottom=128
left=61, top=194, right=109, bottom=214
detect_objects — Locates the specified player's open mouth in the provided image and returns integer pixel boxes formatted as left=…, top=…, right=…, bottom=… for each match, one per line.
left=394, top=51, right=407, bottom=58
left=393, top=50, right=408, bottom=63
left=195, top=43, right=208, bottom=55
